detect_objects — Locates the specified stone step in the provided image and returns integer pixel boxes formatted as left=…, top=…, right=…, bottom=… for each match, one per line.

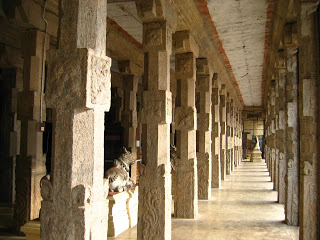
left=0, top=234, right=26, bottom=240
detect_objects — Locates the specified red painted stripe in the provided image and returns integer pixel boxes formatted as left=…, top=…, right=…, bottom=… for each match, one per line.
left=107, top=17, right=143, bottom=49
left=195, top=0, right=244, bottom=105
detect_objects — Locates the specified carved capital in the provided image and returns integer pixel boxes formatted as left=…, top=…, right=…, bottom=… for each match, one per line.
left=173, top=31, right=199, bottom=56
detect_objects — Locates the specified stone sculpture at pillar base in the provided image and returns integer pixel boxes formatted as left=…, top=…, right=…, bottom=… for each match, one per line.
left=250, top=136, right=262, bottom=162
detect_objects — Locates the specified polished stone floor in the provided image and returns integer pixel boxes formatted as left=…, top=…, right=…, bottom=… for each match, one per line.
left=110, top=160, right=299, bottom=240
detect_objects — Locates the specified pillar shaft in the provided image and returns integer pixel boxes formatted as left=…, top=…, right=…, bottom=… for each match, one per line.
left=211, top=76, right=221, bottom=188
left=196, top=58, right=212, bottom=200
left=174, top=30, right=198, bottom=218
left=219, top=86, right=227, bottom=180
left=284, top=46, right=299, bottom=226
left=41, top=1, right=110, bottom=239
left=297, top=3, right=319, bottom=238
left=275, top=53, right=287, bottom=204
left=136, top=1, right=177, bottom=238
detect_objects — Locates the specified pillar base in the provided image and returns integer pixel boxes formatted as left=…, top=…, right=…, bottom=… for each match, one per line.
left=20, top=221, right=40, bottom=240
left=250, top=150, right=262, bottom=162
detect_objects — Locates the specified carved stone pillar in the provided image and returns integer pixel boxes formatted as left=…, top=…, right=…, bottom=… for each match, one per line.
left=269, top=83, right=276, bottom=188
left=219, top=85, right=227, bottom=180
left=136, top=1, right=176, bottom=239
left=14, top=31, right=48, bottom=229
left=275, top=50, right=287, bottom=204
left=226, top=95, right=231, bottom=175
left=283, top=23, right=299, bottom=226
left=196, top=58, right=212, bottom=200
left=230, top=100, right=235, bottom=171
left=173, top=30, right=198, bottom=218
left=118, top=61, right=139, bottom=183
left=298, top=3, right=319, bottom=238
left=40, top=1, right=110, bottom=239
left=211, top=75, right=221, bottom=188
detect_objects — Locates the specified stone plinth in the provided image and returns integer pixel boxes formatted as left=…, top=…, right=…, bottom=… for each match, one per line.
left=127, top=186, right=138, bottom=228
left=107, top=191, right=130, bottom=237
left=20, top=221, right=40, bottom=240
left=250, top=150, right=262, bottom=162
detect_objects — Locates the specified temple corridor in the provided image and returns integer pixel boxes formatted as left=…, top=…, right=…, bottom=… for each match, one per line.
left=110, top=160, right=299, bottom=240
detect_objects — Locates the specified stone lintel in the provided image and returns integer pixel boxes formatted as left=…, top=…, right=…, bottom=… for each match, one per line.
left=118, top=60, right=142, bottom=77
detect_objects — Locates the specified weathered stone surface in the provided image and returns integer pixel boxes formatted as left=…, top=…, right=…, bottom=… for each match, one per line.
left=136, top=1, right=176, bottom=239
left=41, top=1, right=110, bottom=239
left=196, top=58, right=212, bottom=200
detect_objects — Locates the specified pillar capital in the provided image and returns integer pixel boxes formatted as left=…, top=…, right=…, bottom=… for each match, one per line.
left=136, top=0, right=177, bottom=28
left=173, top=31, right=199, bottom=56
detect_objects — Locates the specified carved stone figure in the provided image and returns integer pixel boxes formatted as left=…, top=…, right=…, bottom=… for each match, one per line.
left=105, top=147, right=135, bottom=192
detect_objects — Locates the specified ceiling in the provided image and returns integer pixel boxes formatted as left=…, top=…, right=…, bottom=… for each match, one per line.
left=107, top=0, right=269, bottom=107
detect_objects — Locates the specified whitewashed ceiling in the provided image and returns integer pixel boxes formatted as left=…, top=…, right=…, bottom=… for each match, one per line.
left=207, top=0, right=268, bottom=106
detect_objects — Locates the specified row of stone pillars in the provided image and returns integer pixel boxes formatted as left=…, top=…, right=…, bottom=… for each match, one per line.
left=35, top=0, right=245, bottom=239
left=265, top=3, right=319, bottom=238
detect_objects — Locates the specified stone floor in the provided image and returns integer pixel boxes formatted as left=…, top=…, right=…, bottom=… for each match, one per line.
left=110, top=160, right=299, bottom=240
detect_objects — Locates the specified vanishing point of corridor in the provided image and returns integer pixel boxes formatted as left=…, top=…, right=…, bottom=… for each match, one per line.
left=111, top=160, right=299, bottom=240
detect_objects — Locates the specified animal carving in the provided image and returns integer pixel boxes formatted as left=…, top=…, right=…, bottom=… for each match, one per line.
left=105, top=147, right=135, bottom=192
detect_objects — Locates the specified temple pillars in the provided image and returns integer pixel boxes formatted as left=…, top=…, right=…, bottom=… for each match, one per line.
left=14, top=30, right=48, bottom=228
left=118, top=61, right=139, bottom=183
left=41, top=1, right=110, bottom=239
left=219, top=85, right=227, bottom=180
left=284, top=23, right=299, bottom=226
left=211, top=75, right=221, bottom=188
left=196, top=58, right=212, bottom=200
left=297, top=3, right=319, bottom=238
left=275, top=51, right=287, bottom=204
left=173, top=30, right=198, bottom=218
left=136, top=1, right=176, bottom=238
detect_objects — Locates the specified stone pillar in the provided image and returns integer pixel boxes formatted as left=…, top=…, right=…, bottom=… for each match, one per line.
left=283, top=23, right=299, bottom=226
left=173, top=30, right=198, bottom=218
left=196, top=58, right=212, bottom=200
left=118, top=61, right=139, bottom=183
left=219, top=85, right=227, bottom=180
left=226, top=95, right=231, bottom=175
left=297, top=3, right=319, bottom=238
left=269, top=83, right=276, bottom=189
left=136, top=1, right=176, bottom=239
left=211, top=74, right=221, bottom=188
left=275, top=50, right=287, bottom=204
left=40, top=1, right=110, bottom=239
left=230, top=100, right=235, bottom=171
left=14, top=31, right=48, bottom=229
